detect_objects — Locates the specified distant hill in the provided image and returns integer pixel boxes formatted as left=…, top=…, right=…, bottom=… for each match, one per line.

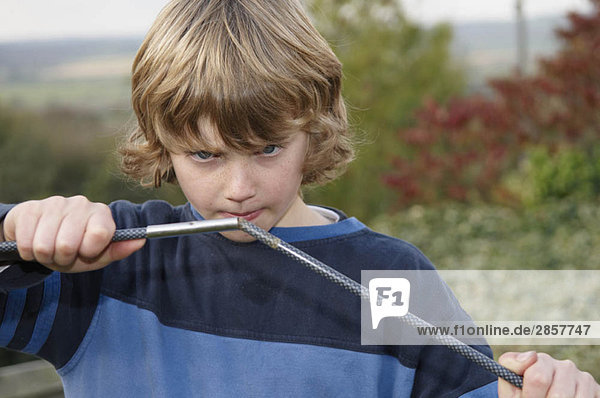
left=0, top=15, right=571, bottom=108
left=0, top=37, right=142, bottom=82
left=0, top=37, right=142, bottom=109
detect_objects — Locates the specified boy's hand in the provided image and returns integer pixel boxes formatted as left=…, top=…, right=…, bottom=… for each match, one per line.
left=498, top=351, right=600, bottom=397
left=2, top=196, right=145, bottom=272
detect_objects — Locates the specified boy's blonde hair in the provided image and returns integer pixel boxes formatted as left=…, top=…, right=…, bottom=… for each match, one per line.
left=121, top=0, right=353, bottom=187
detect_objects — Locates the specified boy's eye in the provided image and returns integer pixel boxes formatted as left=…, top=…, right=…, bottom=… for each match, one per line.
left=191, top=150, right=215, bottom=161
left=261, top=145, right=281, bottom=156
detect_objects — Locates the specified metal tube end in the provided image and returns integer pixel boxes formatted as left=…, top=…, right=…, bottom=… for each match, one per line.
left=146, top=217, right=241, bottom=238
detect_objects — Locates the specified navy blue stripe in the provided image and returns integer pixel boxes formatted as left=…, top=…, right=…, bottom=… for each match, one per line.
left=0, top=288, right=27, bottom=346
left=460, top=381, right=498, bottom=397
left=6, top=284, right=44, bottom=350
left=23, top=272, right=61, bottom=354
left=37, top=271, right=103, bottom=368
left=0, top=262, right=53, bottom=290
left=0, top=292, right=5, bottom=321
left=412, top=344, right=497, bottom=396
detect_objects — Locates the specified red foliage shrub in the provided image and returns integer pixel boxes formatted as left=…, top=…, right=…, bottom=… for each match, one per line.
left=384, top=0, right=600, bottom=207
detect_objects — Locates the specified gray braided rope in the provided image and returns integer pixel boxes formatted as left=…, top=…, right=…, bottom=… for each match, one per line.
left=238, top=219, right=523, bottom=388
left=0, top=241, right=17, bottom=255
left=0, top=228, right=147, bottom=256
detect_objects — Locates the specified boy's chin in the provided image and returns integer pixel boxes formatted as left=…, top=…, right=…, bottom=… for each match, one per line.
left=218, top=230, right=257, bottom=243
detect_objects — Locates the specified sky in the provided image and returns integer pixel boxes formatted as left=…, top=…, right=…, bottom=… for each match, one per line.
left=0, top=0, right=593, bottom=42
left=403, top=0, right=591, bottom=25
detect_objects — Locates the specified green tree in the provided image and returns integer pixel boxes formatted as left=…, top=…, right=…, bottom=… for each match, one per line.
left=304, top=0, right=465, bottom=220
left=0, top=105, right=62, bottom=202
left=0, top=103, right=185, bottom=205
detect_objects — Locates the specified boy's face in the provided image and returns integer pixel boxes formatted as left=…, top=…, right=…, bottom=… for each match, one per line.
left=170, top=120, right=308, bottom=242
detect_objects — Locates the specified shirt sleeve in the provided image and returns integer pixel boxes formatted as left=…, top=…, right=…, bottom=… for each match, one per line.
left=0, top=199, right=180, bottom=369
left=0, top=203, right=103, bottom=369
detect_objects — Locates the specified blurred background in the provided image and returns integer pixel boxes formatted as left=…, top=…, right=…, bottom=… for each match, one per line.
left=1, top=0, right=599, bottom=395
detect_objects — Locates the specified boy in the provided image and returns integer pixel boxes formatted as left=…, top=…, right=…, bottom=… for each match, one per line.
left=0, top=0, right=597, bottom=396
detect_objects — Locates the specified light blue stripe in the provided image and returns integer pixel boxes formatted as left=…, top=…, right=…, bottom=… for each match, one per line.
left=0, top=288, right=27, bottom=346
left=59, top=296, right=414, bottom=397
left=23, top=272, right=61, bottom=354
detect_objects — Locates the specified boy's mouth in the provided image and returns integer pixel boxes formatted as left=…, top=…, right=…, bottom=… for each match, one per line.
left=220, top=209, right=263, bottom=222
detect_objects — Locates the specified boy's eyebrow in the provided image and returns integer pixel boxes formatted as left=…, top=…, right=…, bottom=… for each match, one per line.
left=182, top=130, right=226, bottom=153
left=187, top=142, right=223, bottom=153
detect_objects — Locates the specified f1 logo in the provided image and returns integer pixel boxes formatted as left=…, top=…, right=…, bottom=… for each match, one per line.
left=369, top=278, right=411, bottom=329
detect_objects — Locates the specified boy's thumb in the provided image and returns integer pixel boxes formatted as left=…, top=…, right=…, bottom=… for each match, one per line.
left=497, top=351, right=537, bottom=397
left=498, top=351, right=537, bottom=375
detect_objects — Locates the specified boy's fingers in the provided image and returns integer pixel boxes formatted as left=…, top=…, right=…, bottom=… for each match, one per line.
left=5, top=202, right=42, bottom=261
left=542, top=355, right=600, bottom=398
left=3, top=197, right=141, bottom=272
left=78, top=204, right=116, bottom=259
left=2, top=207, right=18, bottom=241
left=70, top=240, right=146, bottom=272
left=32, top=211, right=64, bottom=265
left=575, top=371, right=600, bottom=397
left=53, top=210, right=90, bottom=266
left=544, top=358, right=577, bottom=398
left=499, top=351, right=600, bottom=398
left=497, top=351, right=538, bottom=398
left=106, top=239, right=146, bottom=262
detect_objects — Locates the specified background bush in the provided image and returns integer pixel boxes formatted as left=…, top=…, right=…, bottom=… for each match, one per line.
left=0, top=104, right=185, bottom=205
left=372, top=201, right=600, bottom=270
left=506, top=145, right=600, bottom=205
left=371, top=201, right=600, bottom=378
left=384, top=2, right=600, bottom=209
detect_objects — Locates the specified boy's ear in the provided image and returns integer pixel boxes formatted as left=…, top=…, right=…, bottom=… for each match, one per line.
left=153, top=150, right=176, bottom=187
left=163, top=153, right=178, bottom=185
left=160, top=167, right=177, bottom=186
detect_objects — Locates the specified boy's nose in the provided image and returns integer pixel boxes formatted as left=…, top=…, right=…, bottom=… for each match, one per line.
left=223, top=160, right=257, bottom=203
